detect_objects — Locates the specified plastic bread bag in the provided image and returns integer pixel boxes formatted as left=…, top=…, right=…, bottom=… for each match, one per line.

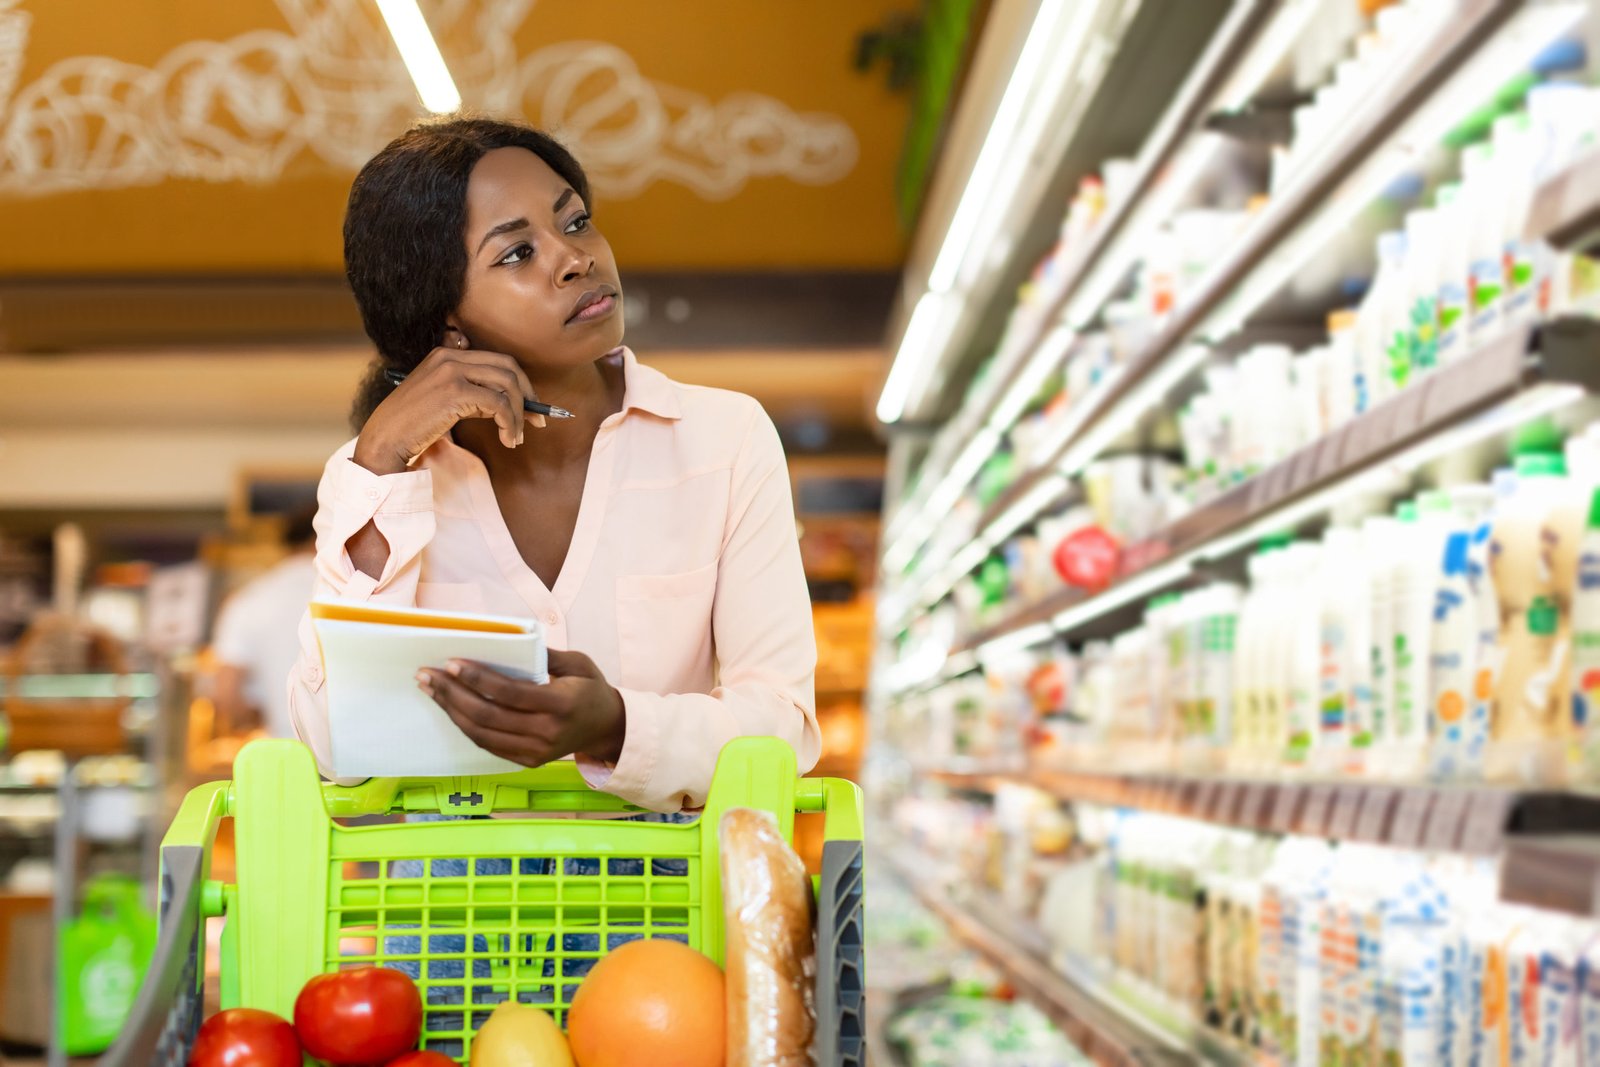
left=720, top=807, right=817, bottom=1067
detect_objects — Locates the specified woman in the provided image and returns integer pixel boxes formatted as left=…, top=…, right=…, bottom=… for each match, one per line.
left=288, top=116, right=820, bottom=812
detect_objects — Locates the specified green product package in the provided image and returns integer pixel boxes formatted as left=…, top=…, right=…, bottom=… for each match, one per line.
left=57, top=874, right=156, bottom=1055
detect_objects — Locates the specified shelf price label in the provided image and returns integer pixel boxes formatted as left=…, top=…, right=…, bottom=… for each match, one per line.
left=1269, top=785, right=1302, bottom=834
left=1194, top=781, right=1220, bottom=821
left=1300, top=785, right=1335, bottom=838
left=1354, top=787, right=1396, bottom=843
left=1239, top=783, right=1272, bottom=829
left=1424, top=789, right=1472, bottom=852
left=1460, top=791, right=1514, bottom=855
left=1390, top=789, right=1434, bottom=850
left=1327, top=787, right=1363, bottom=840
left=1214, top=782, right=1243, bottom=824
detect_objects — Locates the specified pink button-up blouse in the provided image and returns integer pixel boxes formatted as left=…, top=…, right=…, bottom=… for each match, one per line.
left=287, top=347, right=820, bottom=811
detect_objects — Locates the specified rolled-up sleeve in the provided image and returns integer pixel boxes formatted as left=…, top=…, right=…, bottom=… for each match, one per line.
left=287, top=438, right=435, bottom=778
left=577, top=407, right=820, bottom=811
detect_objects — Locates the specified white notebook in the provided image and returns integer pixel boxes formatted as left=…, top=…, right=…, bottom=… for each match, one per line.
left=309, top=599, right=548, bottom=778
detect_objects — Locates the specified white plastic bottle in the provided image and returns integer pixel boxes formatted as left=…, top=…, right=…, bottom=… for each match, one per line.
left=1234, top=552, right=1273, bottom=769
left=1286, top=543, right=1325, bottom=769
left=1495, top=112, right=1542, bottom=328
left=1260, top=549, right=1298, bottom=770
left=1392, top=501, right=1448, bottom=779
left=1365, top=516, right=1402, bottom=771
left=1199, top=585, right=1243, bottom=765
left=1344, top=524, right=1377, bottom=772
left=1434, top=183, right=1470, bottom=365
left=1317, top=528, right=1363, bottom=771
left=1402, top=209, right=1442, bottom=385
left=1462, top=141, right=1507, bottom=348
left=1294, top=841, right=1335, bottom=1067
left=1430, top=532, right=1477, bottom=781
left=1325, top=310, right=1360, bottom=429
left=1356, top=232, right=1408, bottom=413
left=1455, top=483, right=1503, bottom=785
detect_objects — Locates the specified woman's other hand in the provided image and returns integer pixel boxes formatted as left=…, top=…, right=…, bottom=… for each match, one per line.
left=353, top=344, right=545, bottom=476
left=416, top=649, right=627, bottom=767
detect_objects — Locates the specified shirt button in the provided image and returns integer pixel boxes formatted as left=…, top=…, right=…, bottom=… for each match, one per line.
left=546, top=611, right=560, bottom=626
left=307, top=664, right=323, bottom=685
left=364, top=487, right=379, bottom=500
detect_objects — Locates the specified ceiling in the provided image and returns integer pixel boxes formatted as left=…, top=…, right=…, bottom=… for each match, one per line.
left=0, top=0, right=930, bottom=481
left=0, top=0, right=914, bottom=275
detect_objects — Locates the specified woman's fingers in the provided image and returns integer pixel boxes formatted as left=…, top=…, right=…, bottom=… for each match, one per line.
left=458, top=367, right=525, bottom=446
left=456, top=381, right=523, bottom=448
left=441, top=659, right=548, bottom=708
left=419, top=669, right=557, bottom=762
left=439, top=348, right=537, bottom=401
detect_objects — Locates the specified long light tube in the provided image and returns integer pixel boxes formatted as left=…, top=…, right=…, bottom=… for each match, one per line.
left=927, top=0, right=1071, bottom=294
left=877, top=293, right=953, bottom=424
left=877, top=0, right=1075, bottom=426
left=374, top=0, right=462, bottom=114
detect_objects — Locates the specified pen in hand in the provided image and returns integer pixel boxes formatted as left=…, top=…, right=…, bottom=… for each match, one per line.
left=382, top=368, right=575, bottom=419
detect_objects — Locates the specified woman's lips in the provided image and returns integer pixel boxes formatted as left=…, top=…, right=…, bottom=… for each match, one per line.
left=567, top=291, right=618, bottom=325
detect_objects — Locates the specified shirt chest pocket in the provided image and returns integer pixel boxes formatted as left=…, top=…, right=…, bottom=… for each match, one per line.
left=614, top=560, right=718, bottom=692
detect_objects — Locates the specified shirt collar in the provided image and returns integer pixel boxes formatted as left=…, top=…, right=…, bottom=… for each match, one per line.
left=610, top=346, right=682, bottom=421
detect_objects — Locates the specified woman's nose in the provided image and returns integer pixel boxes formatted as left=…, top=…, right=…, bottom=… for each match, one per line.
left=556, top=250, right=593, bottom=285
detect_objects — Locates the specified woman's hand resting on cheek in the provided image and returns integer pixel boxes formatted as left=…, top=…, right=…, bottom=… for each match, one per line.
left=354, top=343, right=544, bottom=477
left=416, top=649, right=627, bottom=767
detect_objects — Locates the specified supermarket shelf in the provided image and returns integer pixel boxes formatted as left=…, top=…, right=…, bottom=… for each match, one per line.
left=936, top=316, right=1600, bottom=661
left=924, top=763, right=1600, bottom=856
left=880, top=0, right=1280, bottom=573
left=882, top=851, right=1213, bottom=1066
left=1526, top=145, right=1600, bottom=255
left=884, top=0, right=1525, bottom=627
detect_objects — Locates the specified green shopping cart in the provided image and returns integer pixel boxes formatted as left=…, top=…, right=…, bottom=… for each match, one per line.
left=102, top=736, right=865, bottom=1066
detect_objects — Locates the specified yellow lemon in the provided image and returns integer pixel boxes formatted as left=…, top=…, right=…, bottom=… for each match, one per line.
left=469, top=1001, right=575, bottom=1067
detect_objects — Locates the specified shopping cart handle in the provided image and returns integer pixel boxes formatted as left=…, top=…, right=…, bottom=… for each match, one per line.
left=318, top=757, right=646, bottom=817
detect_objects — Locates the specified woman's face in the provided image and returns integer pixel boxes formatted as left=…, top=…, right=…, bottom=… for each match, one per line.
left=450, top=146, right=624, bottom=370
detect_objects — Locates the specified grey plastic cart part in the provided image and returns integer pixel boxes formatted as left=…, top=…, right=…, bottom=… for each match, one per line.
left=815, top=838, right=865, bottom=1067
left=98, top=843, right=205, bottom=1067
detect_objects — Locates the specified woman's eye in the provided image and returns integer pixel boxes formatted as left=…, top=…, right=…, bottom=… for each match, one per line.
left=498, top=242, right=532, bottom=266
left=565, top=213, right=591, bottom=235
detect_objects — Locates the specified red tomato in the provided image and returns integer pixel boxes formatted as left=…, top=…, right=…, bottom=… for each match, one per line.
left=293, top=965, right=423, bottom=1066
left=386, top=1053, right=457, bottom=1067
left=187, top=1008, right=301, bottom=1067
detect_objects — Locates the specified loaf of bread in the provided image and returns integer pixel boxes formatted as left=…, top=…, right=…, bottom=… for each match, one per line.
left=721, top=807, right=816, bottom=1067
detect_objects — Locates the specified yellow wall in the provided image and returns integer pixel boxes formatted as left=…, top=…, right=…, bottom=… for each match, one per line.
left=0, top=1, right=911, bottom=274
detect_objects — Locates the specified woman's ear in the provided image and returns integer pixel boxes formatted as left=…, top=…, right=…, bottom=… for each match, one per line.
left=442, top=322, right=470, bottom=350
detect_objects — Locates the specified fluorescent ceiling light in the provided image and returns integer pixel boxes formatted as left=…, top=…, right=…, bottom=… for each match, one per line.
left=877, top=292, right=954, bottom=424
left=374, top=0, right=462, bottom=114
left=878, top=0, right=1079, bottom=425
left=927, top=0, right=1070, bottom=294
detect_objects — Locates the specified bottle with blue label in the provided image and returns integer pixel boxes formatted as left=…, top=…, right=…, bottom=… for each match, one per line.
left=1430, top=532, right=1476, bottom=781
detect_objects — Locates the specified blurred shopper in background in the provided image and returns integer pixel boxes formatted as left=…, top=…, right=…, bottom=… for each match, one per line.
left=210, top=505, right=318, bottom=739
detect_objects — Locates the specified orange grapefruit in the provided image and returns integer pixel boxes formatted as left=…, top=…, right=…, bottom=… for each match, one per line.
left=566, top=939, right=725, bottom=1067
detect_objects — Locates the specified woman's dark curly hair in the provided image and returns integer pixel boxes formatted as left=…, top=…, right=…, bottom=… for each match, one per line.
left=343, top=116, right=591, bottom=429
